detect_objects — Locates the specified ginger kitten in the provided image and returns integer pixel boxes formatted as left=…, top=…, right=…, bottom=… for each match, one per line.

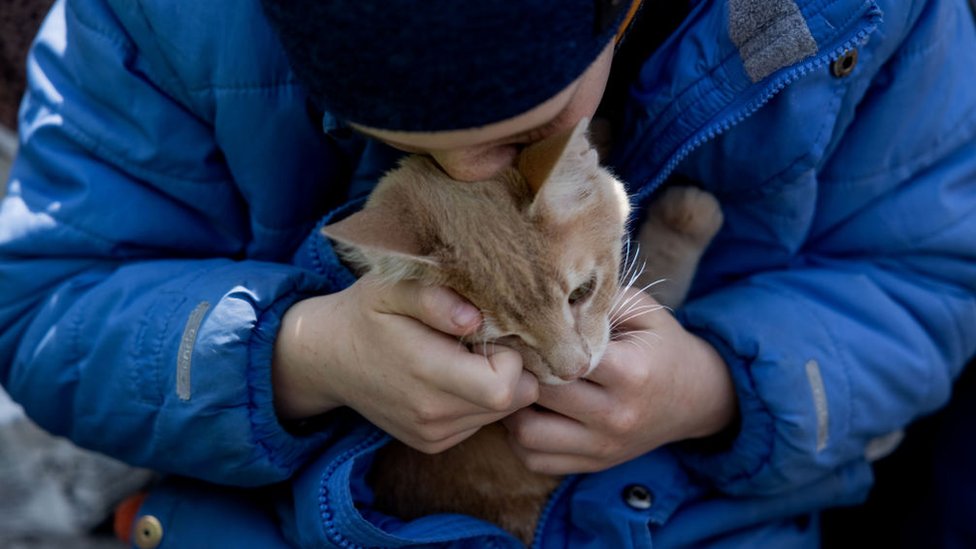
left=323, top=119, right=722, bottom=544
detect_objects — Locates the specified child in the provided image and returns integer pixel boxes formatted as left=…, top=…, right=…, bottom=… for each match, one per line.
left=1, top=0, right=974, bottom=546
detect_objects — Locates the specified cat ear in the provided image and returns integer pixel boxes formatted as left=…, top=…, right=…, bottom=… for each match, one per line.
left=321, top=208, right=439, bottom=270
left=519, top=118, right=601, bottom=223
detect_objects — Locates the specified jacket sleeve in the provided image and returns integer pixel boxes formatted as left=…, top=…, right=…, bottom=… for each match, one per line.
left=0, top=0, right=353, bottom=486
left=674, top=0, right=976, bottom=495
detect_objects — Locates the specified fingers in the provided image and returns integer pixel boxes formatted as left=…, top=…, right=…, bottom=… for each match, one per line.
left=535, top=378, right=609, bottom=419
left=502, top=408, right=610, bottom=475
left=434, top=344, right=538, bottom=412
left=402, top=361, right=538, bottom=453
left=579, top=339, right=642, bottom=388
left=369, top=285, right=538, bottom=412
left=391, top=368, right=537, bottom=453
left=373, top=279, right=482, bottom=337
left=376, top=314, right=536, bottom=412
left=338, top=278, right=543, bottom=451
left=400, top=425, right=483, bottom=455
left=508, top=448, right=608, bottom=475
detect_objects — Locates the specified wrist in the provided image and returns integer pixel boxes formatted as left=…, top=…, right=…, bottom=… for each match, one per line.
left=682, top=332, right=738, bottom=440
left=272, top=295, right=344, bottom=420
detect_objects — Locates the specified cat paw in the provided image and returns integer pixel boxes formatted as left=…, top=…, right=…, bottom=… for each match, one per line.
left=645, top=186, right=723, bottom=244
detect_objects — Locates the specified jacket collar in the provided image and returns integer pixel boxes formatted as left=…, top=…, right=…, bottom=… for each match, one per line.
left=607, top=0, right=882, bottom=199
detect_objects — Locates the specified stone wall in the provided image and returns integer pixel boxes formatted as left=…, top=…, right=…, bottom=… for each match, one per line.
left=2, top=0, right=54, bottom=197
left=1, top=0, right=54, bottom=128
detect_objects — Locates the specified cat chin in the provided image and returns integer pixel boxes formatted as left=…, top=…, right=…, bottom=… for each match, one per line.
left=534, top=372, right=575, bottom=386
left=581, top=360, right=601, bottom=380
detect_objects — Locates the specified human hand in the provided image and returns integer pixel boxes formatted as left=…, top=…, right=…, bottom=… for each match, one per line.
left=502, top=287, right=736, bottom=474
left=273, top=276, right=539, bottom=453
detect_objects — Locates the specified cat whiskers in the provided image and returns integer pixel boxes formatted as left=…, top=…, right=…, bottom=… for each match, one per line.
left=613, top=329, right=660, bottom=354
left=459, top=309, right=500, bottom=359
left=611, top=239, right=657, bottom=313
left=609, top=279, right=669, bottom=328
left=615, top=238, right=686, bottom=308
left=617, top=239, right=646, bottom=289
left=609, top=303, right=666, bottom=338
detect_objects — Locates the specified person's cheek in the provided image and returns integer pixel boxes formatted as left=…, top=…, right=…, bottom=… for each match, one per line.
left=431, top=145, right=520, bottom=182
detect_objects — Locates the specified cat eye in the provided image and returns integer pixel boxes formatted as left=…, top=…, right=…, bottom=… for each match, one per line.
left=568, top=275, right=597, bottom=306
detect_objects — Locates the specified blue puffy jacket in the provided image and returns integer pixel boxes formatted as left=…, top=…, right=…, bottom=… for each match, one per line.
left=2, top=0, right=975, bottom=547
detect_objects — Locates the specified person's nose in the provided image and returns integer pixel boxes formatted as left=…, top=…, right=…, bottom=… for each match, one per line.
left=430, top=145, right=520, bottom=182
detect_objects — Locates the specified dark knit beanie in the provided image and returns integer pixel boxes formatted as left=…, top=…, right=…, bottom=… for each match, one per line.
left=261, top=0, right=634, bottom=132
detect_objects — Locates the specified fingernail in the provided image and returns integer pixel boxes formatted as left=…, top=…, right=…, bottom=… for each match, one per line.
left=452, top=303, right=480, bottom=328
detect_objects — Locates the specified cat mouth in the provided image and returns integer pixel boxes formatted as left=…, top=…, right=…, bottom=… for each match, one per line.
left=538, top=372, right=576, bottom=386
left=483, top=334, right=598, bottom=385
left=525, top=351, right=590, bottom=385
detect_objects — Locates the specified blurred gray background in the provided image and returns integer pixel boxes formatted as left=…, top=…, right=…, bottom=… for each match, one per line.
left=2, top=1, right=140, bottom=547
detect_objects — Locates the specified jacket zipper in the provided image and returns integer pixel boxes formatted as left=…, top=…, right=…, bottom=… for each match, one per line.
left=527, top=12, right=882, bottom=548
left=633, top=9, right=882, bottom=205
left=530, top=475, right=578, bottom=549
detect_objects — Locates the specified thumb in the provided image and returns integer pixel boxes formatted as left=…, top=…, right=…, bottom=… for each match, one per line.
left=377, top=280, right=482, bottom=337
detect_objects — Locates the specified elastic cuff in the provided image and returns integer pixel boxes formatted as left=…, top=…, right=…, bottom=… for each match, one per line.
left=246, top=289, right=335, bottom=477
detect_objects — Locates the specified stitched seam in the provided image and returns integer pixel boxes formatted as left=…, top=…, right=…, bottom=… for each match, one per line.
left=148, top=299, right=174, bottom=404
left=628, top=0, right=865, bottom=179
left=647, top=3, right=849, bottom=168
left=821, top=103, right=976, bottom=185
left=126, top=1, right=300, bottom=95
left=881, top=0, right=951, bottom=63
left=16, top=139, right=165, bottom=251
left=810, top=290, right=852, bottom=460
left=131, top=297, right=162, bottom=405
left=193, top=80, right=302, bottom=95
left=805, top=0, right=863, bottom=45
left=73, top=1, right=208, bottom=123
left=800, top=0, right=834, bottom=17
left=762, top=280, right=851, bottom=462
left=34, top=7, right=226, bottom=184
left=644, top=52, right=741, bottom=153
left=67, top=301, right=86, bottom=382
left=130, top=266, right=217, bottom=405
left=647, top=0, right=845, bottom=141
left=801, top=0, right=857, bottom=38
left=862, top=258, right=974, bottom=409
left=67, top=0, right=134, bottom=52
left=128, top=0, right=209, bottom=113
left=690, top=279, right=848, bottom=487
left=124, top=2, right=317, bottom=118
left=723, top=78, right=845, bottom=206
left=26, top=88, right=227, bottom=185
